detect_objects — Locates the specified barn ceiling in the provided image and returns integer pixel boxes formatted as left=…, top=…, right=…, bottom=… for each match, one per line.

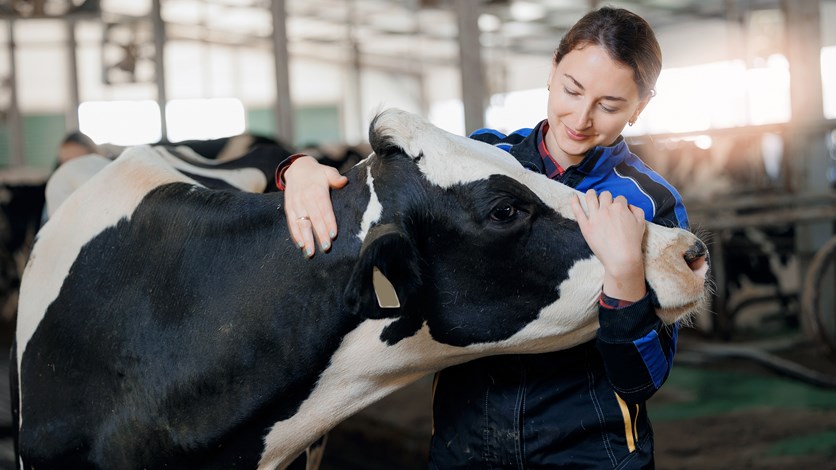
left=1, top=0, right=787, bottom=70
left=167, top=0, right=778, bottom=66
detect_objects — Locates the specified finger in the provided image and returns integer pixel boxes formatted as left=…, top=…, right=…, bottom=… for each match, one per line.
left=323, top=169, right=347, bottom=240
left=629, top=203, right=646, bottom=221
left=286, top=209, right=304, bottom=249
left=319, top=198, right=339, bottom=247
left=584, top=189, right=599, bottom=212
left=288, top=193, right=317, bottom=257
left=311, top=210, right=332, bottom=253
left=307, top=187, right=336, bottom=252
left=611, top=194, right=629, bottom=210
left=284, top=197, right=305, bottom=249
left=571, top=194, right=589, bottom=230
left=326, top=168, right=349, bottom=189
left=598, top=191, right=613, bottom=207
left=297, top=217, right=317, bottom=258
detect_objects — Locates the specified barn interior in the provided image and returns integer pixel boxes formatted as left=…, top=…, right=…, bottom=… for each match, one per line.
left=0, top=0, right=835, bottom=468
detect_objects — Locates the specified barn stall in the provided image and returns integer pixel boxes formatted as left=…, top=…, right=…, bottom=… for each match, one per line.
left=0, top=0, right=835, bottom=468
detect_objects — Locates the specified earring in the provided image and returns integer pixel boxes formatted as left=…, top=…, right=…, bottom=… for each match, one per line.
left=628, top=120, right=635, bottom=127
left=547, top=84, right=550, bottom=91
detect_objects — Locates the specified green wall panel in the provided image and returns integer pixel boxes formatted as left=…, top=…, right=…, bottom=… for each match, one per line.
left=247, top=105, right=341, bottom=148
left=0, top=114, right=66, bottom=169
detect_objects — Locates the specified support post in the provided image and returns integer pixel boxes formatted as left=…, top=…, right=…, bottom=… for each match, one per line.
left=782, top=0, right=833, bottom=334
left=65, top=18, right=80, bottom=131
left=151, top=0, right=168, bottom=142
left=454, top=0, right=485, bottom=133
left=5, top=18, right=24, bottom=166
left=271, top=0, right=293, bottom=143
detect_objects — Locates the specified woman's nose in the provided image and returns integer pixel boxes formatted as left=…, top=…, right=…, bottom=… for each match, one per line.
left=575, top=105, right=592, bottom=129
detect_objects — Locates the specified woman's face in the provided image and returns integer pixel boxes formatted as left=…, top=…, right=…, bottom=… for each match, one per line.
left=545, top=44, right=650, bottom=165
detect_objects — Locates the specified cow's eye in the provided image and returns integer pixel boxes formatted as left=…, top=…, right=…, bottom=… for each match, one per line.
left=490, top=203, right=517, bottom=221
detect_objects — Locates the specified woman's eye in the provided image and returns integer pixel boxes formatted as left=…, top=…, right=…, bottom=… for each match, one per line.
left=599, top=104, right=617, bottom=113
left=491, top=204, right=517, bottom=221
left=563, top=87, right=580, bottom=96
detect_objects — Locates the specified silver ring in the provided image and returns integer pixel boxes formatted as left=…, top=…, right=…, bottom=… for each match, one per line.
left=296, top=216, right=311, bottom=222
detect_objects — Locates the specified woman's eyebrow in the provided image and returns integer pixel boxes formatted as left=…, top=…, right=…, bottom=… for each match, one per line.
left=563, top=73, right=628, bottom=102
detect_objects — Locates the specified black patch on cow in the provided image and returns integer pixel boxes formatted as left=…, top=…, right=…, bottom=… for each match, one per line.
left=404, top=175, right=593, bottom=347
left=355, top=145, right=595, bottom=347
left=19, top=182, right=369, bottom=468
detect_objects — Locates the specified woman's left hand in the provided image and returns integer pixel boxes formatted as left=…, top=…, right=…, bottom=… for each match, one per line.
left=570, top=189, right=647, bottom=302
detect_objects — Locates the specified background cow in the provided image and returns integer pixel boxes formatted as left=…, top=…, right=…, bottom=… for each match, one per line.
left=14, top=109, right=708, bottom=469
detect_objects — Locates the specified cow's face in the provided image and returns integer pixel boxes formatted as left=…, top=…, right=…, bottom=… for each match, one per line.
left=345, top=109, right=708, bottom=353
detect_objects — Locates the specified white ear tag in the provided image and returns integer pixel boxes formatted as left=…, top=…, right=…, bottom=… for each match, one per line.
left=372, top=266, right=400, bottom=309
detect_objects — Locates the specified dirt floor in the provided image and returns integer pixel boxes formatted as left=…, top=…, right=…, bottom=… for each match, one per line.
left=651, top=340, right=836, bottom=470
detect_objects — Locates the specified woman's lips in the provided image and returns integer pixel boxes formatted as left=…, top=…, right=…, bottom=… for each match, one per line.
left=564, top=125, right=589, bottom=141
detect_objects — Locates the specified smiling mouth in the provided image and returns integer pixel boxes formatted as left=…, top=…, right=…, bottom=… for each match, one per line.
left=563, top=124, right=589, bottom=141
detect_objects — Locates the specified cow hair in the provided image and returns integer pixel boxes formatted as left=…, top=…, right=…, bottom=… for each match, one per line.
left=368, top=112, right=407, bottom=161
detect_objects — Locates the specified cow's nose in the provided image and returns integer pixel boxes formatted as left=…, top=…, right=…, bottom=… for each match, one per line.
left=684, top=239, right=708, bottom=276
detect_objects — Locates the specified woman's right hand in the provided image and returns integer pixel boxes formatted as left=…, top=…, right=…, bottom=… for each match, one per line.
left=283, top=156, right=348, bottom=258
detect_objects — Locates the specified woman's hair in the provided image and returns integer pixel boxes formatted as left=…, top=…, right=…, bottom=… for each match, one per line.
left=553, top=6, right=662, bottom=98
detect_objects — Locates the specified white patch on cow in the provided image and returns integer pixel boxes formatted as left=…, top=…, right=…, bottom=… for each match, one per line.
left=15, top=145, right=197, bottom=427
left=501, top=257, right=603, bottom=352
left=643, top=222, right=710, bottom=323
left=373, top=109, right=579, bottom=221
left=45, top=154, right=112, bottom=218
left=375, top=110, right=528, bottom=185
left=356, top=165, right=382, bottom=242
left=256, top=257, right=605, bottom=469
left=154, top=146, right=267, bottom=192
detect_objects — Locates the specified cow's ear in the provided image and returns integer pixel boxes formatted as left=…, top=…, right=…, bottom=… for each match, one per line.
left=344, top=223, right=421, bottom=319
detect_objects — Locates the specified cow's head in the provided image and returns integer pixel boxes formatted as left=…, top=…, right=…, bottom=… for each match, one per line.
left=344, top=108, right=708, bottom=354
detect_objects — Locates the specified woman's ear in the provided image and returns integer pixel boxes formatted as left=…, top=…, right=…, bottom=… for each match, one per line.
left=546, top=63, right=557, bottom=90
left=632, top=93, right=652, bottom=124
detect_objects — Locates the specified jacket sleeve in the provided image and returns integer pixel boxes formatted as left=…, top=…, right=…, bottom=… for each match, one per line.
left=594, top=195, right=687, bottom=404
left=595, top=296, right=677, bottom=404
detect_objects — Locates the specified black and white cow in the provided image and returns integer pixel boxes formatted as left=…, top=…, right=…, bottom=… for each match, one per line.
left=14, top=109, right=709, bottom=469
left=44, top=141, right=287, bottom=218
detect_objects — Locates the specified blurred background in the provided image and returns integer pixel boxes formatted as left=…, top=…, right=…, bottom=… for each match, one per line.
left=0, top=0, right=835, bottom=468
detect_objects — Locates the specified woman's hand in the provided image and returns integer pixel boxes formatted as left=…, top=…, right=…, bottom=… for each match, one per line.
left=571, top=189, right=647, bottom=301
left=283, top=156, right=348, bottom=258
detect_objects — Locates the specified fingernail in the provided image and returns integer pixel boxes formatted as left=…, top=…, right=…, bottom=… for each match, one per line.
left=305, top=247, right=314, bottom=258
left=297, top=240, right=305, bottom=248
left=329, top=230, right=336, bottom=239
left=321, top=241, right=330, bottom=251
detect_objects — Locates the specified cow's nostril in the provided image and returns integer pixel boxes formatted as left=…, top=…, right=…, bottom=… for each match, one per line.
left=685, top=254, right=707, bottom=273
left=684, top=239, right=708, bottom=274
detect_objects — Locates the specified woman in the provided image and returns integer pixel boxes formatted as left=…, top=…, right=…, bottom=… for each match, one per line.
left=279, top=6, right=687, bottom=468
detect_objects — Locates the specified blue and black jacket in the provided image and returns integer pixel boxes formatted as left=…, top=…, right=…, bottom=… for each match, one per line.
left=429, top=120, right=688, bottom=469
